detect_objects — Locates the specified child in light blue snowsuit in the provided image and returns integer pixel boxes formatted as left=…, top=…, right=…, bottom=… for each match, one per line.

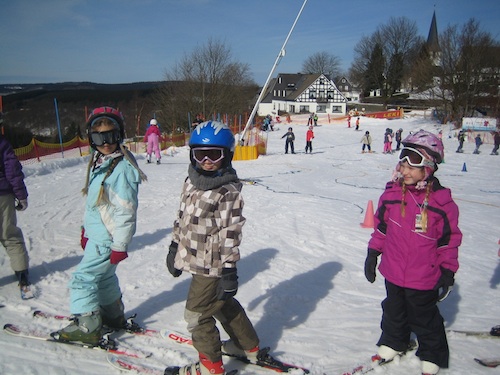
left=56, top=107, right=146, bottom=345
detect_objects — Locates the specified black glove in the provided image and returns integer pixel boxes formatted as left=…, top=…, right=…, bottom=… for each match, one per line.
left=216, top=268, right=238, bottom=301
left=166, top=241, right=182, bottom=277
left=364, top=249, right=381, bottom=283
left=433, top=267, right=454, bottom=301
left=15, top=199, right=28, bottom=211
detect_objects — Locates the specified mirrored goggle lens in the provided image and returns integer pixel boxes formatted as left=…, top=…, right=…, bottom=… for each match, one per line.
left=91, top=130, right=120, bottom=146
left=192, top=148, right=224, bottom=164
left=398, top=147, right=426, bottom=167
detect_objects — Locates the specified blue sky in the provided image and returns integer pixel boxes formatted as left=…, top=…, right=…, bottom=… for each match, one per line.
left=1, top=0, right=499, bottom=86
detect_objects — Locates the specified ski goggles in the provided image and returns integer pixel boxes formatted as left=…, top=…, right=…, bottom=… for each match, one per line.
left=90, top=129, right=121, bottom=146
left=398, top=147, right=434, bottom=167
left=192, top=147, right=225, bottom=164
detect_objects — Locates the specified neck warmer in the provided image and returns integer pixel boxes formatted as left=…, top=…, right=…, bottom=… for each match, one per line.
left=188, top=164, right=239, bottom=191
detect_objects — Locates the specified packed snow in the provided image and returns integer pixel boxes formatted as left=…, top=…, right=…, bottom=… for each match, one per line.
left=0, top=113, right=499, bottom=375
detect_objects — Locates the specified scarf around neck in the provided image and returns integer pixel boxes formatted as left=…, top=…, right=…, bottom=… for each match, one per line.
left=188, top=164, right=239, bottom=190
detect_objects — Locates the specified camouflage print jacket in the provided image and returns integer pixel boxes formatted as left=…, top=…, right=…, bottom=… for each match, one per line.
left=172, top=166, right=244, bottom=277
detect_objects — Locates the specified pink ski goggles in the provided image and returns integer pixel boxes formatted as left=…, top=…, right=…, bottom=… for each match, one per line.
left=398, top=147, right=434, bottom=167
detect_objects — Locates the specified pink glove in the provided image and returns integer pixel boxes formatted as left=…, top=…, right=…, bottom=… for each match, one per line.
left=110, top=250, right=128, bottom=264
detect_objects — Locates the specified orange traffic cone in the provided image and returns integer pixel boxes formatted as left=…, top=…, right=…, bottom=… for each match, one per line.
left=360, top=200, right=375, bottom=228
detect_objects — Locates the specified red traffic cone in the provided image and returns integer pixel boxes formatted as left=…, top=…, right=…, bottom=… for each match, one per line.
left=360, top=200, right=375, bottom=228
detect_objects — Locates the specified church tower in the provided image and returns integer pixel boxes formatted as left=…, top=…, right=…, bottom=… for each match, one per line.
left=426, top=10, right=441, bottom=66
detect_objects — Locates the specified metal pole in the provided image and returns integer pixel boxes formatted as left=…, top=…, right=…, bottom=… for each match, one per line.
left=54, top=98, right=64, bottom=158
left=239, top=0, right=308, bottom=145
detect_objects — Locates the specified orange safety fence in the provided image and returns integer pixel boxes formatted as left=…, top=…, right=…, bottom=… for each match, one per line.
left=14, top=125, right=253, bottom=166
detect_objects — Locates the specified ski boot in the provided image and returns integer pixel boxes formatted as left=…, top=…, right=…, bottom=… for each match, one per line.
left=165, top=353, right=225, bottom=375
left=421, top=360, right=440, bottom=374
left=371, top=345, right=400, bottom=364
left=100, top=297, right=126, bottom=330
left=222, top=340, right=290, bottom=371
left=54, top=311, right=102, bottom=345
left=15, top=269, right=34, bottom=299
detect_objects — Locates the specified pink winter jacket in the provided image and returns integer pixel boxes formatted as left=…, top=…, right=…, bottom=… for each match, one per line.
left=368, top=177, right=461, bottom=290
left=143, top=125, right=161, bottom=142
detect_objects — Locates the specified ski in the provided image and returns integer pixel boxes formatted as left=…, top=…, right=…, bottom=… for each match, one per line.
left=447, top=325, right=500, bottom=338
left=160, top=328, right=309, bottom=374
left=341, top=339, right=418, bottom=375
left=107, top=354, right=238, bottom=374
left=33, top=310, right=161, bottom=338
left=474, top=358, right=500, bottom=368
left=3, top=323, right=151, bottom=358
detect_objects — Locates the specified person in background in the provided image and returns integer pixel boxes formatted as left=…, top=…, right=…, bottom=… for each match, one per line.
left=395, top=128, right=403, bottom=150
left=361, top=131, right=372, bottom=153
left=144, top=119, right=162, bottom=164
left=0, top=134, right=32, bottom=299
left=165, top=121, right=282, bottom=375
left=281, top=127, right=296, bottom=154
left=305, top=125, right=314, bottom=154
left=383, top=128, right=393, bottom=154
left=364, top=130, right=462, bottom=375
left=473, top=133, right=483, bottom=154
left=55, top=107, right=146, bottom=345
left=491, top=131, right=500, bottom=155
left=355, top=117, right=360, bottom=131
left=456, top=130, right=466, bottom=153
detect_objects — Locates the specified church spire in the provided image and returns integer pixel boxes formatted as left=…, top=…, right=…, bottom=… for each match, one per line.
left=427, top=10, right=440, bottom=53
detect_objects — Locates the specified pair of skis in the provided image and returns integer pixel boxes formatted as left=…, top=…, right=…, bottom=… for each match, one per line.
left=6, top=309, right=310, bottom=374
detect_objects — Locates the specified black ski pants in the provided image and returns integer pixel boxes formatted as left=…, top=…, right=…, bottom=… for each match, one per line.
left=377, top=280, right=449, bottom=368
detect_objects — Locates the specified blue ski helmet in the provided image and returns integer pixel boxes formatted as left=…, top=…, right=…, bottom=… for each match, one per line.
left=189, top=121, right=235, bottom=168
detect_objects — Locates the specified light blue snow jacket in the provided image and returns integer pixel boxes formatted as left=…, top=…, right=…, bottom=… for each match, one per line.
left=83, top=151, right=141, bottom=253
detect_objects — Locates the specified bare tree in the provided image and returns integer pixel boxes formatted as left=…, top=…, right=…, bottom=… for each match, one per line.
left=155, top=38, right=257, bottom=131
left=302, top=51, right=341, bottom=78
left=430, top=19, right=499, bottom=121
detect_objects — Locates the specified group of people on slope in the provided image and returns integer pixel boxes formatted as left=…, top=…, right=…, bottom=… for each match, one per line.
left=457, top=129, right=500, bottom=155
left=2, top=106, right=464, bottom=374
left=281, top=126, right=315, bottom=154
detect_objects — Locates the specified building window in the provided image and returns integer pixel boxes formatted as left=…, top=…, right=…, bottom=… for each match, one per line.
left=327, top=90, right=334, bottom=99
left=317, top=105, right=326, bottom=113
left=289, top=105, right=295, bottom=113
left=299, top=105, right=310, bottom=113
left=332, top=106, right=342, bottom=113
left=309, top=90, right=317, bottom=99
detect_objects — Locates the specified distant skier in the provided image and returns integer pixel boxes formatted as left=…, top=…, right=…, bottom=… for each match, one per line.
left=491, top=131, right=500, bottom=155
left=473, top=134, right=483, bottom=154
left=305, top=126, right=314, bottom=153
left=361, top=131, right=372, bottom=153
left=395, top=128, right=403, bottom=150
left=281, top=127, right=295, bottom=154
left=144, top=119, right=162, bottom=164
left=456, top=130, right=466, bottom=153
left=355, top=117, right=360, bottom=131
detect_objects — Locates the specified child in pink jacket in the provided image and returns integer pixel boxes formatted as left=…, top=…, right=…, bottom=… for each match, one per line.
left=364, top=130, right=462, bottom=375
left=144, top=119, right=161, bottom=164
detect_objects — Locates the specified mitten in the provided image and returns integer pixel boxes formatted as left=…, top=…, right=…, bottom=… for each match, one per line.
left=80, top=226, right=88, bottom=250
left=110, top=250, right=128, bottom=265
left=166, top=241, right=182, bottom=277
left=364, top=249, right=382, bottom=283
left=216, top=268, right=238, bottom=301
left=15, top=199, right=28, bottom=211
left=433, top=267, right=454, bottom=301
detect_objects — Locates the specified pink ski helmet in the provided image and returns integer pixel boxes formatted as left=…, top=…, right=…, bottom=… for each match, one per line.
left=402, top=129, right=444, bottom=164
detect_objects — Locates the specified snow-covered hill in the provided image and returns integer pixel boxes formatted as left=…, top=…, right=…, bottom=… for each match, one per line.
left=0, top=113, right=499, bottom=374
